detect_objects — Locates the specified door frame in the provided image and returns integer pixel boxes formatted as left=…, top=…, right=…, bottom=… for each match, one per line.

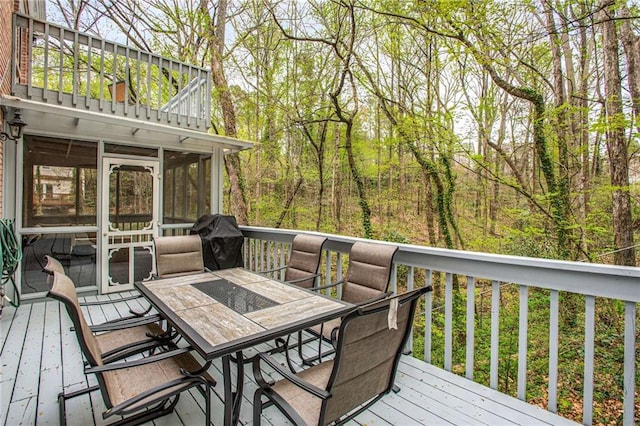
left=101, top=156, right=160, bottom=293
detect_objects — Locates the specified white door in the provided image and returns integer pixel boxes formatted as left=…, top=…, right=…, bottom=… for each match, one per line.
left=101, top=157, right=160, bottom=293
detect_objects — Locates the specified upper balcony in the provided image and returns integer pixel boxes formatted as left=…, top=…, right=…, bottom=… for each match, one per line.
left=8, top=12, right=212, bottom=135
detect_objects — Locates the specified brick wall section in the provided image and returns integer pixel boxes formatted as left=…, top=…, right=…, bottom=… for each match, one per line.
left=0, top=2, right=15, bottom=217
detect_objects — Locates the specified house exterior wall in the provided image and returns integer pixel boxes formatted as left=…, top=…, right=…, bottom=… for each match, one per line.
left=0, top=1, right=16, bottom=216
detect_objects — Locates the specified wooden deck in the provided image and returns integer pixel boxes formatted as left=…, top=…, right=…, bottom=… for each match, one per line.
left=1, top=294, right=579, bottom=426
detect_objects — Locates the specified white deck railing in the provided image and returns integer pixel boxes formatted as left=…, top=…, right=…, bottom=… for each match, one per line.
left=239, top=226, right=639, bottom=426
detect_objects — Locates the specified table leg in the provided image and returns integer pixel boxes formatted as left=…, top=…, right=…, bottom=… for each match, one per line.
left=222, top=351, right=245, bottom=426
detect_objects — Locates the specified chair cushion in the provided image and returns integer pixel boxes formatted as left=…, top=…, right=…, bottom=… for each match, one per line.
left=284, top=235, right=326, bottom=289
left=95, top=323, right=165, bottom=355
left=48, top=272, right=104, bottom=366
left=103, top=351, right=212, bottom=411
left=155, top=235, right=204, bottom=278
left=308, top=317, right=341, bottom=341
left=271, top=360, right=333, bottom=426
left=342, top=242, right=397, bottom=304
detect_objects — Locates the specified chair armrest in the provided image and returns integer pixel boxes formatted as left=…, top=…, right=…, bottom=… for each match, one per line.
left=252, top=353, right=330, bottom=399
left=80, top=293, right=143, bottom=306
left=356, top=291, right=393, bottom=306
left=258, top=265, right=287, bottom=275
left=104, top=375, right=204, bottom=418
left=310, top=279, right=344, bottom=292
left=89, top=313, right=162, bottom=332
left=101, top=338, right=172, bottom=364
left=286, top=272, right=321, bottom=285
left=86, top=347, right=192, bottom=373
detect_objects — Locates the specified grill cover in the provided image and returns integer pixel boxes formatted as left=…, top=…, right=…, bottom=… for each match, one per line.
left=190, top=214, right=244, bottom=270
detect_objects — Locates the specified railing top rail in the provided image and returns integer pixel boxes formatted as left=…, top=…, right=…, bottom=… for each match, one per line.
left=240, top=226, right=640, bottom=302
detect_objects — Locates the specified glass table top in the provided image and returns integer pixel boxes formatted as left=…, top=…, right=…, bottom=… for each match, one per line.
left=191, top=279, right=279, bottom=314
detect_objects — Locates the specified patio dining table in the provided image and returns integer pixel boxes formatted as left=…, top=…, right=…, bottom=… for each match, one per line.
left=135, top=267, right=354, bottom=426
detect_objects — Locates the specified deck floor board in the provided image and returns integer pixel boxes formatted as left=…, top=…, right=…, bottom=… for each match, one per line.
left=1, top=300, right=579, bottom=426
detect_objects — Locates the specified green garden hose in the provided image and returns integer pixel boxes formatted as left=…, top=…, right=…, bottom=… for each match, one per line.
left=0, top=218, right=22, bottom=309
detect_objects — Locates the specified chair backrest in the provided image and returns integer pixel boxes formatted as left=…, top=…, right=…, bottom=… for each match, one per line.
left=48, top=272, right=123, bottom=410
left=284, top=234, right=327, bottom=289
left=341, top=242, right=398, bottom=304
left=43, top=255, right=66, bottom=275
left=321, top=287, right=429, bottom=425
left=154, top=235, right=205, bottom=278
left=48, top=271, right=104, bottom=367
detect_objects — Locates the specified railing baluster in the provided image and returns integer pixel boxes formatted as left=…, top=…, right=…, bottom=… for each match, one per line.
left=406, top=266, right=415, bottom=354
left=444, top=272, right=453, bottom=371
left=490, top=279, right=500, bottom=389
left=27, top=17, right=33, bottom=98
left=43, top=22, right=49, bottom=100
left=72, top=30, right=78, bottom=106
left=323, top=250, right=331, bottom=292
left=517, top=285, right=529, bottom=400
left=548, top=289, right=559, bottom=412
left=623, top=301, right=636, bottom=426
left=86, top=35, right=92, bottom=108
left=11, top=14, right=17, bottom=90
left=99, top=39, right=105, bottom=110
left=58, top=27, right=64, bottom=103
left=135, top=49, right=141, bottom=117
left=583, top=295, right=595, bottom=424
left=124, top=46, right=130, bottom=115
left=146, top=53, right=152, bottom=119
left=206, top=72, right=212, bottom=129
left=175, top=61, right=180, bottom=120
left=157, top=56, right=163, bottom=121
left=196, top=68, right=202, bottom=128
left=424, top=269, right=433, bottom=363
left=186, top=65, right=192, bottom=127
left=111, top=42, right=117, bottom=113
left=466, top=276, right=475, bottom=380
left=271, top=242, right=277, bottom=277
left=252, top=239, right=258, bottom=272
left=279, top=242, right=286, bottom=280
left=335, top=252, right=343, bottom=299
left=390, top=263, right=397, bottom=295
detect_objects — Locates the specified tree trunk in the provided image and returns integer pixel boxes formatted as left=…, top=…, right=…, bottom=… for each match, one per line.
left=543, top=1, right=572, bottom=258
left=600, top=1, right=636, bottom=265
left=619, top=2, right=640, bottom=132
left=206, top=0, right=248, bottom=224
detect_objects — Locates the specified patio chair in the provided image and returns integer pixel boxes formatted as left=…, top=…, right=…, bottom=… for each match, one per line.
left=261, top=234, right=327, bottom=289
left=252, top=286, right=430, bottom=426
left=154, top=235, right=205, bottom=278
left=43, top=255, right=152, bottom=322
left=296, top=241, right=398, bottom=366
left=49, top=271, right=215, bottom=425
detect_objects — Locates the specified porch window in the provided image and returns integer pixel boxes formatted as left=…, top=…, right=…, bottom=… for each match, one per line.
left=22, top=136, right=98, bottom=227
left=163, top=150, right=211, bottom=224
left=21, top=232, right=97, bottom=294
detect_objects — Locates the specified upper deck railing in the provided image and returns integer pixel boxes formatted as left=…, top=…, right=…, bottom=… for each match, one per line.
left=237, top=226, right=639, bottom=426
left=10, top=13, right=211, bottom=131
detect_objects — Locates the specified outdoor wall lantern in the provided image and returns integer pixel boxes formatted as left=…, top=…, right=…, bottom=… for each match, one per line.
left=0, top=109, right=27, bottom=142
